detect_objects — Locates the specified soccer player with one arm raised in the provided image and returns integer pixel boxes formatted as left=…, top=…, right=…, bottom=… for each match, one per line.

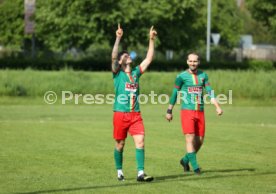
left=111, top=24, right=157, bottom=182
left=166, top=53, right=223, bottom=174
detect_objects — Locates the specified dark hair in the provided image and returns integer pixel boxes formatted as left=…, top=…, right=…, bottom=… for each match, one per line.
left=117, top=50, right=129, bottom=61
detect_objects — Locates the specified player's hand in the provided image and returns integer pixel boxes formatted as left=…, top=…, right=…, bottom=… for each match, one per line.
left=116, top=23, right=123, bottom=38
left=149, top=26, right=157, bottom=40
left=216, top=107, right=223, bottom=116
left=166, top=113, right=173, bottom=122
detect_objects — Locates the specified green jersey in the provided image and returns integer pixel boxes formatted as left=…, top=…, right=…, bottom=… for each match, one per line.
left=113, top=65, right=143, bottom=112
left=169, top=69, right=215, bottom=111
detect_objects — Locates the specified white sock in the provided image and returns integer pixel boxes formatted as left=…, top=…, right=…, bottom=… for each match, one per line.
left=138, top=170, right=144, bottom=177
left=117, top=169, right=123, bottom=177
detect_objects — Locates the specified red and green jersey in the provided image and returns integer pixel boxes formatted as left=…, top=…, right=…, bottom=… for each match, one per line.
left=169, top=69, right=215, bottom=111
left=113, top=65, right=143, bottom=112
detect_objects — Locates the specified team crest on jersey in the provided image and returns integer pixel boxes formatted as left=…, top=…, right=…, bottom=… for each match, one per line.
left=188, top=86, right=203, bottom=94
left=125, top=83, right=138, bottom=92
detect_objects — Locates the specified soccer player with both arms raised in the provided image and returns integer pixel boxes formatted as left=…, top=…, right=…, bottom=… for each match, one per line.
left=111, top=24, right=157, bottom=182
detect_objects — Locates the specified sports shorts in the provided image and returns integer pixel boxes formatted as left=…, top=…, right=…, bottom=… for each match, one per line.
left=181, top=110, right=205, bottom=137
left=113, top=112, right=145, bottom=140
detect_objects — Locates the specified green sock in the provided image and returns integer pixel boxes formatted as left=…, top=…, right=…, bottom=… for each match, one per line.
left=187, top=152, right=199, bottom=170
left=135, top=148, right=144, bottom=171
left=114, top=149, right=123, bottom=170
left=182, top=153, right=189, bottom=164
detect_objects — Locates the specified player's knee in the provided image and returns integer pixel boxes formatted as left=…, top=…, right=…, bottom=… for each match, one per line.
left=116, top=145, right=124, bottom=151
left=116, top=141, right=125, bottom=151
left=135, top=141, right=144, bottom=149
left=185, top=134, right=195, bottom=143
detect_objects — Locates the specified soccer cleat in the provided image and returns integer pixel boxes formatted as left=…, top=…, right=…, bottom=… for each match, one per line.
left=194, top=168, right=201, bottom=175
left=137, top=174, right=154, bottom=182
left=180, top=159, right=190, bottom=172
left=117, top=174, right=125, bottom=181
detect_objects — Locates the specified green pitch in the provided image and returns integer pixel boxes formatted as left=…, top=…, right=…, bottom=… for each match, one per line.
left=0, top=99, right=275, bottom=194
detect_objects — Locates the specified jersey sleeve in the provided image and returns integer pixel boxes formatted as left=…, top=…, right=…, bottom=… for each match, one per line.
left=174, top=74, right=183, bottom=90
left=169, top=75, right=184, bottom=105
left=204, top=73, right=215, bottom=99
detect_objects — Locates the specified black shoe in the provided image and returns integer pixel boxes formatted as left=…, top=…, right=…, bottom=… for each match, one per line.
left=137, top=174, right=154, bottom=182
left=180, top=159, right=190, bottom=172
left=194, top=168, right=201, bottom=175
left=117, top=174, right=125, bottom=181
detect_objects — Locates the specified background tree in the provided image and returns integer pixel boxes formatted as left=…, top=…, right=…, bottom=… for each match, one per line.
left=34, top=0, right=203, bottom=53
left=0, top=0, right=274, bottom=57
left=0, top=0, right=24, bottom=50
left=247, top=0, right=276, bottom=43
left=210, top=0, right=243, bottom=47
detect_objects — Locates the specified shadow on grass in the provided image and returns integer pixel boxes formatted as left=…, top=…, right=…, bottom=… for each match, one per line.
left=155, top=168, right=256, bottom=181
left=16, top=168, right=275, bottom=194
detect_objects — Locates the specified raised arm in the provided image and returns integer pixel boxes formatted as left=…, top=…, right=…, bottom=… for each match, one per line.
left=111, top=24, right=123, bottom=73
left=139, top=26, right=157, bottom=73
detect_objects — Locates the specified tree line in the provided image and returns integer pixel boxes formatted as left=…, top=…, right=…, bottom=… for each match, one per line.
left=0, top=0, right=275, bottom=58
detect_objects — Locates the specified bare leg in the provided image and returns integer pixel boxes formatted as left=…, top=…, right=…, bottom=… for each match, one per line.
left=133, top=135, right=144, bottom=149
left=194, top=136, right=204, bottom=153
left=115, top=139, right=125, bottom=151
left=185, top=134, right=195, bottom=152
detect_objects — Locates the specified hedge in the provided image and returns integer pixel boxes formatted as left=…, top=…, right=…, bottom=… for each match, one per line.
left=0, top=57, right=275, bottom=71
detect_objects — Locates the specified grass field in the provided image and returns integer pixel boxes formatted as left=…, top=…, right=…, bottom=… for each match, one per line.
left=0, top=98, right=275, bottom=194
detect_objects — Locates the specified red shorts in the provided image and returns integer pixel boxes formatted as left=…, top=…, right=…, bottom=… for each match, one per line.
left=113, top=112, right=145, bottom=140
left=181, top=110, right=205, bottom=137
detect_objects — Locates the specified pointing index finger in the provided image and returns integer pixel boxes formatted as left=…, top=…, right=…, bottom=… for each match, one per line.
left=118, top=23, right=121, bottom=29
